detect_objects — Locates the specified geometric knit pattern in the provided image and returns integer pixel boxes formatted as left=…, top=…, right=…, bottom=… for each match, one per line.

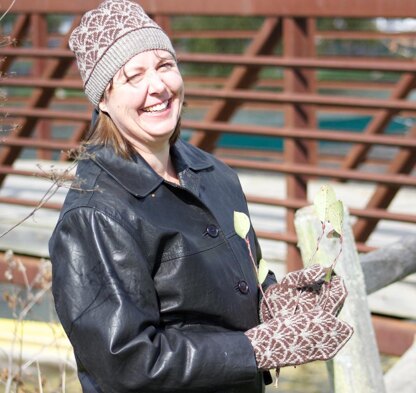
left=69, top=0, right=176, bottom=105
left=260, top=264, right=348, bottom=322
left=70, top=0, right=159, bottom=85
left=245, top=309, right=353, bottom=370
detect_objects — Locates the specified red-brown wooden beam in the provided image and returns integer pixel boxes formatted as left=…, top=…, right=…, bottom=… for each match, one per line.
left=0, top=14, right=30, bottom=74
left=0, top=252, right=47, bottom=288
left=1, top=78, right=83, bottom=89
left=178, top=54, right=416, bottom=73
left=1, top=76, right=397, bottom=92
left=172, top=30, right=255, bottom=39
left=4, top=88, right=416, bottom=112
left=182, top=120, right=416, bottom=149
left=2, top=49, right=416, bottom=73
left=1, top=137, right=79, bottom=150
left=2, top=112, right=415, bottom=159
left=283, top=17, right=317, bottom=271
left=353, top=127, right=416, bottom=242
left=318, top=31, right=416, bottom=40
left=31, top=13, right=53, bottom=160
left=246, top=195, right=416, bottom=225
left=3, top=0, right=416, bottom=18
left=31, top=14, right=47, bottom=77
left=372, top=315, right=416, bottom=356
left=176, top=30, right=416, bottom=41
left=341, top=73, right=416, bottom=173
left=190, top=17, right=281, bottom=151
left=0, top=154, right=414, bottom=187
left=222, top=158, right=416, bottom=187
left=5, top=88, right=416, bottom=113
left=2, top=110, right=415, bottom=149
left=183, top=88, right=416, bottom=112
left=0, top=107, right=91, bottom=122
left=0, top=197, right=62, bottom=210
left=59, top=122, right=91, bottom=161
left=256, top=230, right=374, bottom=253
left=182, top=77, right=396, bottom=92
left=0, top=17, right=82, bottom=187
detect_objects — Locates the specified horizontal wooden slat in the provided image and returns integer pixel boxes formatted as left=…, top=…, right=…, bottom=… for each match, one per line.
left=2, top=48, right=415, bottom=73
left=184, top=88, right=416, bottom=112
left=182, top=120, right=416, bottom=148
left=2, top=0, right=416, bottom=18
left=223, top=157, right=416, bottom=187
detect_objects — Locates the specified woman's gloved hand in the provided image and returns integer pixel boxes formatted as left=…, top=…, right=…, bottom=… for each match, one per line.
left=245, top=309, right=353, bottom=370
left=260, top=264, right=348, bottom=322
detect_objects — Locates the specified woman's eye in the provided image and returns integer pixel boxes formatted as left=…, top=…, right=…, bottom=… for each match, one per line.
left=159, top=62, right=174, bottom=70
left=126, top=74, right=143, bottom=84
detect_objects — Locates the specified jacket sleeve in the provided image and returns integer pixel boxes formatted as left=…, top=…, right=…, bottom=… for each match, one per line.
left=49, top=207, right=258, bottom=393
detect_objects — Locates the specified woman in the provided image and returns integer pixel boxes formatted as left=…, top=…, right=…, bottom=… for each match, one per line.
left=49, top=1, right=353, bottom=392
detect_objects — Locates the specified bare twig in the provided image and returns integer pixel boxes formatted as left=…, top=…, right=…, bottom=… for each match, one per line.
left=0, top=0, right=16, bottom=23
left=308, top=221, right=326, bottom=265
left=36, top=361, right=44, bottom=393
left=0, top=151, right=98, bottom=240
left=0, top=180, right=60, bottom=239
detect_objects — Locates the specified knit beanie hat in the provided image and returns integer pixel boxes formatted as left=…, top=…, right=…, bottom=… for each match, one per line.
left=69, top=0, right=176, bottom=106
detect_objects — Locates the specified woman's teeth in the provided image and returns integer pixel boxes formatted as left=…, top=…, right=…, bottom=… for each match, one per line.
left=142, top=100, right=169, bottom=113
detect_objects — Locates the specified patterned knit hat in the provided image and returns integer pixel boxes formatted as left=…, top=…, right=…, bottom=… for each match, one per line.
left=69, top=0, right=176, bottom=106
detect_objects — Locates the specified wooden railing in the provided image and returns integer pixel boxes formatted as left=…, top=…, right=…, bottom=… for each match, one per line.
left=295, top=205, right=416, bottom=392
left=0, top=0, right=415, bottom=358
left=0, top=0, right=415, bottom=271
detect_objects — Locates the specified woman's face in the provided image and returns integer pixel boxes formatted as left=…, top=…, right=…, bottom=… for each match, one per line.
left=99, top=50, right=184, bottom=152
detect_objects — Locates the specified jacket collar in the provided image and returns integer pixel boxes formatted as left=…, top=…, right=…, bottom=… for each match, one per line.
left=89, top=139, right=213, bottom=197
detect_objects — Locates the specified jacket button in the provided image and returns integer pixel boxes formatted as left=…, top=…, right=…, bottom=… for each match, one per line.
left=238, top=280, right=249, bottom=294
left=206, top=224, right=219, bottom=238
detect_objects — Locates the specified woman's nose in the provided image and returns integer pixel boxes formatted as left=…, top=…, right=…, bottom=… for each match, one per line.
left=146, top=70, right=165, bottom=94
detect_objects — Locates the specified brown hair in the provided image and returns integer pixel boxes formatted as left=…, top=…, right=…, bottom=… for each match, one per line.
left=86, top=109, right=181, bottom=160
left=86, top=53, right=182, bottom=159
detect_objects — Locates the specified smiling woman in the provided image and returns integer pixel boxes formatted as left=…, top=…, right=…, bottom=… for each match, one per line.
left=97, top=50, right=184, bottom=182
left=48, top=1, right=352, bottom=393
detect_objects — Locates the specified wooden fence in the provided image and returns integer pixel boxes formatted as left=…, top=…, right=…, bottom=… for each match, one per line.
left=296, top=206, right=416, bottom=392
left=0, top=0, right=415, bottom=355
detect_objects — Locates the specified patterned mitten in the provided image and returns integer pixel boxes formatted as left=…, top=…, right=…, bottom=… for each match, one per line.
left=245, top=309, right=353, bottom=370
left=260, top=264, right=347, bottom=322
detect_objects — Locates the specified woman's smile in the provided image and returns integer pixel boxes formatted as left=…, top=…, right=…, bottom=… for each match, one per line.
left=99, top=50, right=184, bottom=150
left=141, top=99, right=170, bottom=113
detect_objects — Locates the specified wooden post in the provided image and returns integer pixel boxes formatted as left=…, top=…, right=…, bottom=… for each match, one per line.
left=32, top=13, right=52, bottom=160
left=294, top=205, right=386, bottom=393
left=360, top=235, right=416, bottom=294
left=384, top=336, right=416, bottom=393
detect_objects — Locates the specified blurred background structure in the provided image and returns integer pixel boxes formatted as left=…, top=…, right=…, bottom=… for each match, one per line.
left=0, top=0, right=415, bottom=365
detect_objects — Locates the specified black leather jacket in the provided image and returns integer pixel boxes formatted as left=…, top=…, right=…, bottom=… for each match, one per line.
left=49, top=139, right=275, bottom=393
